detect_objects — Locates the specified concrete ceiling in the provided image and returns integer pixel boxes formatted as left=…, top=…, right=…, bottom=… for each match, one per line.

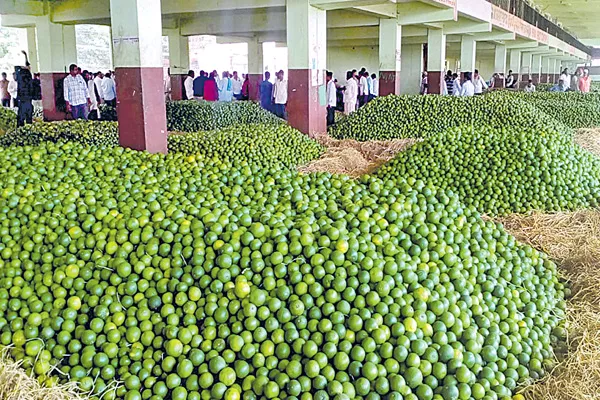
left=533, top=0, right=600, bottom=39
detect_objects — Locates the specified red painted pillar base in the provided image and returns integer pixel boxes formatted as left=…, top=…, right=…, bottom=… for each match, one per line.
left=248, top=74, right=262, bottom=101
left=170, top=75, right=185, bottom=100
left=494, top=76, right=505, bottom=89
left=40, top=73, right=68, bottom=121
left=427, top=71, right=443, bottom=94
left=539, top=74, right=547, bottom=83
left=531, top=74, right=540, bottom=84
left=288, top=69, right=326, bottom=136
left=115, top=67, right=168, bottom=154
left=379, top=71, right=400, bottom=96
left=553, top=74, right=559, bottom=83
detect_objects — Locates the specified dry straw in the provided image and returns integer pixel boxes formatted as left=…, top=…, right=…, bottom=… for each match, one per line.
left=575, top=128, right=600, bottom=158
left=498, top=209, right=600, bottom=400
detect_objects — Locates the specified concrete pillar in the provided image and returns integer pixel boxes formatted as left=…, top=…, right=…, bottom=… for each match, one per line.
left=541, top=56, right=552, bottom=83
left=460, top=36, right=476, bottom=78
left=378, top=18, right=401, bottom=96
left=509, top=50, right=521, bottom=84
left=531, top=54, right=542, bottom=84
left=26, top=27, right=38, bottom=73
left=400, top=43, right=424, bottom=95
left=552, top=58, right=561, bottom=83
left=165, top=29, right=190, bottom=100
left=35, top=16, right=78, bottom=121
left=247, top=38, right=264, bottom=101
left=427, top=29, right=446, bottom=94
left=494, top=44, right=507, bottom=88
left=286, top=0, right=327, bottom=135
left=521, top=52, right=532, bottom=83
left=110, top=0, right=167, bottom=153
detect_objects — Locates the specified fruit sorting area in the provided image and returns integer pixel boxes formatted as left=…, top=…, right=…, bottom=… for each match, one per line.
left=0, top=92, right=599, bottom=400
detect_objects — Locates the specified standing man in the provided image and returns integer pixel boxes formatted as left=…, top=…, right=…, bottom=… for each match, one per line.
left=63, top=63, right=91, bottom=120
left=93, top=72, right=104, bottom=104
left=273, top=70, right=287, bottom=119
left=193, top=70, right=207, bottom=100
left=0, top=73, right=9, bottom=107
left=184, top=70, right=195, bottom=100
left=473, top=70, right=488, bottom=95
left=560, top=68, right=570, bottom=91
left=16, top=67, right=33, bottom=127
left=579, top=69, right=591, bottom=93
left=505, top=70, right=516, bottom=89
left=164, top=68, right=172, bottom=102
left=218, top=71, right=233, bottom=102
left=259, top=72, right=273, bottom=112
left=326, top=71, right=336, bottom=126
left=358, top=72, right=368, bottom=107
left=444, top=71, right=454, bottom=96
left=371, top=73, right=379, bottom=98
left=85, top=71, right=100, bottom=120
left=460, top=72, right=475, bottom=97
left=420, top=72, right=428, bottom=95
left=31, top=73, right=42, bottom=113
left=344, top=71, right=358, bottom=115
left=8, top=73, right=17, bottom=108
left=102, top=72, right=117, bottom=107
left=232, top=71, right=243, bottom=100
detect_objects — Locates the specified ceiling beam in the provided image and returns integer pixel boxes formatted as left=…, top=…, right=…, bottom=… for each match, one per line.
left=326, top=9, right=380, bottom=28
left=310, top=0, right=389, bottom=10
left=443, top=21, right=491, bottom=35
left=0, top=0, right=44, bottom=16
left=397, top=2, right=456, bottom=25
left=353, top=3, right=397, bottom=18
left=475, top=31, right=516, bottom=42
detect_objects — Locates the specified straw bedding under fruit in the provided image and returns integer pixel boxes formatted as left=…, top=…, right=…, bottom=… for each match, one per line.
left=575, top=128, right=600, bottom=158
left=298, top=135, right=420, bottom=176
left=497, top=209, right=600, bottom=400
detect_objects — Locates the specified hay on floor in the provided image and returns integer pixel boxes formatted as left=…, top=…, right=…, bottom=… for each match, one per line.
left=498, top=209, right=600, bottom=400
left=575, top=128, right=600, bottom=158
left=299, top=135, right=420, bottom=176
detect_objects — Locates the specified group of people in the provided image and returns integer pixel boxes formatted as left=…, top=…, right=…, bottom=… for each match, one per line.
left=180, top=70, right=248, bottom=103
left=342, top=68, right=379, bottom=115
left=552, top=67, right=593, bottom=92
left=63, top=63, right=117, bottom=120
left=438, top=69, right=489, bottom=96
left=258, top=70, right=287, bottom=119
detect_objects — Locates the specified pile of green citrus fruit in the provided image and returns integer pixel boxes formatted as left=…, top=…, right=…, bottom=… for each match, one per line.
left=377, top=126, right=600, bottom=215
left=508, top=92, right=600, bottom=129
left=0, top=120, right=118, bottom=147
left=167, top=101, right=283, bottom=133
left=0, top=106, right=17, bottom=135
left=0, top=139, right=565, bottom=400
left=329, top=95, right=568, bottom=141
left=169, top=124, right=323, bottom=168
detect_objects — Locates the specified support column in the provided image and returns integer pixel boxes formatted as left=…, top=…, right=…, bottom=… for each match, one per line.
left=509, top=50, right=521, bottom=85
left=521, top=52, right=532, bottom=84
left=286, top=0, right=327, bottom=135
left=26, top=27, right=38, bottom=73
left=541, top=56, right=552, bottom=83
left=531, top=54, right=542, bottom=84
left=110, top=0, right=167, bottom=153
left=165, top=29, right=190, bottom=100
left=378, top=18, right=401, bottom=96
left=36, top=17, right=77, bottom=121
left=494, top=44, right=507, bottom=88
left=247, top=38, right=264, bottom=101
left=460, top=36, right=476, bottom=78
left=552, top=59, right=561, bottom=83
left=427, top=29, right=446, bottom=94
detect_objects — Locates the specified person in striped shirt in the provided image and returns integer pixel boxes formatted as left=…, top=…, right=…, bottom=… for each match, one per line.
left=63, top=64, right=91, bottom=120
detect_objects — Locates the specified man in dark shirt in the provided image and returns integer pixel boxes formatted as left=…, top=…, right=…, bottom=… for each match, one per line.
left=193, top=70, right=207, bottom=100
left=259, top=72, right=273, bottom=112
left=16, top=67, right=34, bottom=127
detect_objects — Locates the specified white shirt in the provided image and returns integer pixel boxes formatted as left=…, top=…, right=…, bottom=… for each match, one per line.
left=231, top=77, right=243, bottom=95
left=473, top=75, right=488, bottom=94
left=326, top=80, right=336, bottom=107
left=88, top=80, right=98, bottom=111
left=359, top=76, right=368, bottom=96
left=525, top=84, right=536, bottom=93
left=102, top=77, right=116, bottom=101
left=7, top=80, right=17, bottom=98
left=460, top=80, right=475, bottom=97
left=218, top=77, right=232, bottom=101
left=452, top=78, right=461, bottom=96
left=371, top=78, right=379, bottom=97
left=560, top=74, right=569, bottom=89
left=184, top=76, right=194, bottom=100
left=273, top=79, right=288, bottom=104
left=94, top=76, right=104, bottom=100
left=344, top=79, right=358, bottom=103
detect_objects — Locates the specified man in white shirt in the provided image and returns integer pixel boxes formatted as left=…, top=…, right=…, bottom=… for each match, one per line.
left=460, top=72, right=475, bottom=97
left=560, top=68, right=570, bottom=91
left=102, top=72, right=117, bottom=107
left=344, top=71, right=358, bottom=115
left=184, top=70, right=195, bottom=100
left=524, top=79, right=536, bottom=93
left=473, top=69, right=488, bottom=95
left=371, top=74, right=379, bottom=97
left=231, top=71, right=243, bottom=100
left=358, top=73, right=368, bottom=107
left=505, top=70, right=516, bottom=89
left=63, top=63, right=91, bottom=120
left=93, top=72, right=104, bottom=104
left=452, top=73, right=461, bottom=96
left=86, top=71, right=99, bottom=120
left=273, top=70, right=288, bottom=119
left=326, top=71, right=336, bottom=126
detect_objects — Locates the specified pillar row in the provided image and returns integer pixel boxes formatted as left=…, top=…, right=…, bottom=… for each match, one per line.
left=427, top=28, right=446, bottom=94
left=286, top=0, right=327, bottom=135
left=35, top=16, right=78, bottom=121
left=378, top=18, right=401, bottom=96
left=165, top=29, right=190, bottom=100
left=111, top=0, right=167, bottom=153
left=247, top=38, right=264, bottom=101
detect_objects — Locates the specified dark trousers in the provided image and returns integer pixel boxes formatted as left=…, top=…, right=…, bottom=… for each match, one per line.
left=105, top=99, right=116, bottom=108
left=71, top=104, right=87, bottom=120
left=327, top=106, right=335, bottom=126
left=274, top=103, right=286, bottom=119
left=2, top=99, right=10, bottom=107
left=17, top=100, right=33, bottom=127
